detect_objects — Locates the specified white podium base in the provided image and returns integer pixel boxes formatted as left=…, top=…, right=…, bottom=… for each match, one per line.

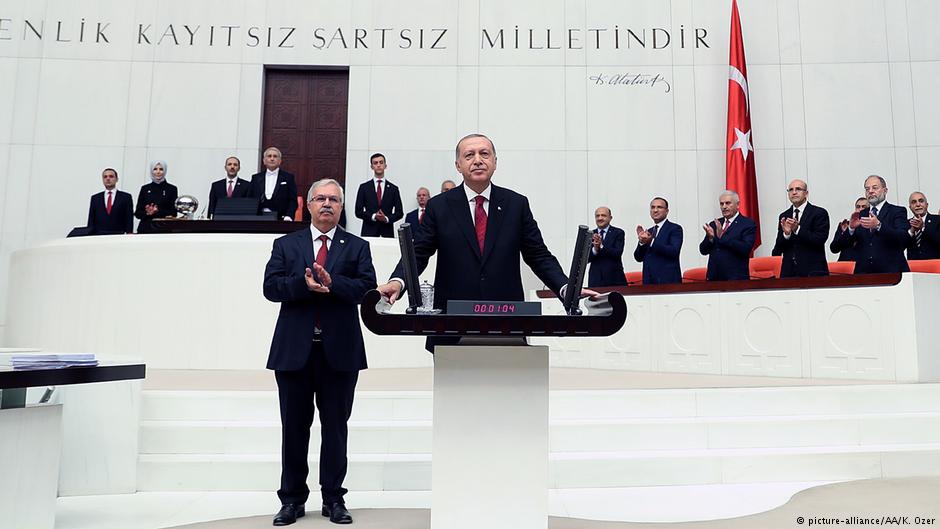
left=432, top=344, right=549, bottom=529
left=0, top=404, right=62, bottom=529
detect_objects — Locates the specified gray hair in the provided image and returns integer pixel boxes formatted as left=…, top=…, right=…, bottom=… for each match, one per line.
left=865, top=174, right=887, bottom=188
left=719, top=190, right=740, bottom=204
left=307, top=178, right=345, bottom=204
left=455, top=134, right=497, bottom=159
left=263, top=147, right=283, bottom=158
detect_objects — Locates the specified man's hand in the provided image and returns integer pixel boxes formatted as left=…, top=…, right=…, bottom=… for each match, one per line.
left=849, top=212, right=862, bottom=230
left=703, top=223, right=716, bottom=241
left=580, top=287, right=600, bottom=300
left=144, top=203, right=158, bottom=215
left=592, top=232, right=602, bottom=250
left=838, top=219, right=850, bottom=232
left=377, top=281, right=402, bottom=304
left=910, top=216, right=924, bottom=232
left=637, top=226, right=652, bottom=245
left=859, top=214, right=881, bottom=230
left=305, top=267, right=330, bottom=293
left=780, top=217, right=792, bottom=235
left=312, top=263, right=332, bottom=288
left=376, top=210, right=388, bottom=223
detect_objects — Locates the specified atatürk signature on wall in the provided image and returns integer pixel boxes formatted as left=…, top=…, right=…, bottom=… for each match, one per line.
left=589, top=73, right=671, bottom=93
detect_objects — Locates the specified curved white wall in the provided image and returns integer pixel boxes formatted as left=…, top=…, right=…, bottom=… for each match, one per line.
left=2, top=0, right=940, bottom=338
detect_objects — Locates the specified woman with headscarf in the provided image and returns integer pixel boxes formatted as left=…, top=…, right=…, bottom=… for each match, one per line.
left=134, top=160, right=179, bottom=233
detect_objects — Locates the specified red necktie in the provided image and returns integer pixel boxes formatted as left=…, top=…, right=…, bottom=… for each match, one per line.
left=418, top=208, right=424, bottom=224
left=316, top=235, right=329, bottom=268
left=376, top=180, right=383, bottom=204
left=226, top=180, right=233, bottom=198
left=106, top=191, right=113, bottom=215
left=474, top=196, right=487, bottom=254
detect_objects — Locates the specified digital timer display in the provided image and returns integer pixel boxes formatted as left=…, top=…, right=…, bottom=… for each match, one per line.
left=446, top=300, right=542, bottom=316
left=474, top=303, right=516, bottom=313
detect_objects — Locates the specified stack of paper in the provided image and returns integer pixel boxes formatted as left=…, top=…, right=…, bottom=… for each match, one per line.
left=11, top=353, right=98, bottom=369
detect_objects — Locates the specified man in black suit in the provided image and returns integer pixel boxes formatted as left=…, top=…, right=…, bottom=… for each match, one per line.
left=849, top=175, right=910, bottom=274
left=771, top=179, right=830, bottom=277
left=354, top=153, right=403, bottom=237
left=263, top=178, right=377, bottom=526
left=376, top=134, right=595, bottom=350
left=587, top=206, right=627, bottom=287
left=87, top=168, right=134, bottom=235
left=699, top=190, right=757, bottom=281
left=633, top=197, right=683, bottom=285
left=906, top=191, right=940, bottom=260
left=830, top=197, right=868, bottom=262
left=207, top=156, right=251, bottom=218
left=404, top=187, right=430, bottom=232
left=250, top=147, right=298, bottom=220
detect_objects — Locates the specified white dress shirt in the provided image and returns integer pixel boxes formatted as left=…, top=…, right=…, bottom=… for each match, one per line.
left=264, top=169, right=279, bottom=200
left=464, top=183, right=492, bottom=223
left=310, top=224, right=338, bottom=257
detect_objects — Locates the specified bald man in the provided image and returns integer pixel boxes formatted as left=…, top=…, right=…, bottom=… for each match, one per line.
left=906, top=191, right=940, bottom=260
left=771, top=179, right=830, bottom=277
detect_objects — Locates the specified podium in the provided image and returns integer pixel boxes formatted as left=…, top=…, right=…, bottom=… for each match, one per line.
left=361, top=291, right=626, bottom=529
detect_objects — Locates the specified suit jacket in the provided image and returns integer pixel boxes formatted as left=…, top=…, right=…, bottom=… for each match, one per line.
left=87, top=190, right=134, bottom=235
left=771, top=202, right=830, bottom=277
left=263, top=227, right=377, bottom=372
left=135, top=181, right=178, bottom=233
left=851, top=203, right=911, bottom=274
left=587, top=225, right=627, bottom=287
left=699, top=214, right=756, bottom=281
left=906, top=213, right=940, bottom=260
left=390, top=184, right=568, bottom=350
left=404, top=208, right=426, bottom=236
left=830, top=225, right=860, bottom=262
left=354, top=179, right=403, bottom=237
left=633, top=219, right=683, bottom=285
left=207, top=177, right=251, bottom=218
left=250, top=170, right=298, bottom=220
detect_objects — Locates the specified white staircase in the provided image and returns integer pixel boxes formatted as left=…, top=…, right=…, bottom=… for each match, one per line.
left=137, top=383, right=940, bottom=491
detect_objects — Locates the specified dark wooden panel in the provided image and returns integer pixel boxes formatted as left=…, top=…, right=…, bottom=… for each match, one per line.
left=261, top=69, right=349, bottom=200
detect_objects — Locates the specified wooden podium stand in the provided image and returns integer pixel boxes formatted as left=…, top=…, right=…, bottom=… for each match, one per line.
left=361, top=291, right=626, bottom=529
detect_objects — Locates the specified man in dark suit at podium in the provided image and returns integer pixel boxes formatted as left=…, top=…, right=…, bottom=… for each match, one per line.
left=633, top=197, right=683, bottom=285
left=404, top=187, right=431, bottom=233
left=850, top=175, right=910, bottom=274
left=376, top=134, right=595, bottom=350
left=587, top=206, right=627, bottom=287
left=207, top=156, right=251, bottom=218
left=354, top=153, right=403, bottom=237
left=771, top=179, right=830, bottom=277
left=87, top=168, right=134, bottom=235
left=250, top=147, right=297, bottom=220
left=906, top=191, right=940, bottom=260
left=263, top=178, right=377, bottom=526
left=830, top=197, right=868, bottom=262
left=699, top=190, right=757, bottom=281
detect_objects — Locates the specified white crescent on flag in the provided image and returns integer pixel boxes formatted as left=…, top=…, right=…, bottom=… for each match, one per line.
left=728, top=65, right=749, bottom=115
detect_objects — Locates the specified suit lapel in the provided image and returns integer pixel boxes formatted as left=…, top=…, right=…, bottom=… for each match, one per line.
left=298, top=229, right=315, bottom=269
left=326, top=229, right=349, bottom=273
left=481, top=186, right=505, bottom=264
left=449, top=184, right=482, bottom=260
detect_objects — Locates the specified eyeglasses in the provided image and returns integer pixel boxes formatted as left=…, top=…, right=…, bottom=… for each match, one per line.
left=787, top=187, right=806, bottom=192
left=310, top=195, right=341, bottom=204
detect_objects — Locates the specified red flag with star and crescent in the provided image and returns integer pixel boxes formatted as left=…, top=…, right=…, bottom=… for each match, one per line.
left=726, top=0, right=760, bottom=252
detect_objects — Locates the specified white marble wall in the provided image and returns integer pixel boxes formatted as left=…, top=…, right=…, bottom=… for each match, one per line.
left=2, top=0, right=940, bottom=338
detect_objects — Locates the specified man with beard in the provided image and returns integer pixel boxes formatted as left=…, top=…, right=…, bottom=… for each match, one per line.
left=849, top=175, right=910, bottom=274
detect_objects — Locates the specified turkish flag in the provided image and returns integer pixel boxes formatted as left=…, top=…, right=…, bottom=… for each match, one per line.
left=726, top=0, right=760, bottom=253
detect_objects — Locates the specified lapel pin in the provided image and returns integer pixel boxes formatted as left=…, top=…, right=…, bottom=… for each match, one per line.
left=340, top=239, right=345, bottom=244
left=497, top=206, right=502, bottom=211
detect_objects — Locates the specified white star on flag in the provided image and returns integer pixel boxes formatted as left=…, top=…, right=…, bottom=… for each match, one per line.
left=730, top=127, right=752, bottom=162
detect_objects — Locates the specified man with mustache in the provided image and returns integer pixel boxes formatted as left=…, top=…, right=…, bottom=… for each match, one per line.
left=263, top=179, right=377, bottom=526
left=830, top=197, right=869, bottom=262
left=905, top=191, right=940, bottom=260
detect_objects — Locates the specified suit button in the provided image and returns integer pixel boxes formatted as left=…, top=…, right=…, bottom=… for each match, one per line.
left=480, top=276, right=485, bottom=281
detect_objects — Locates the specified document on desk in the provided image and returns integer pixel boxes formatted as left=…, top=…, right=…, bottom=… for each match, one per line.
left=9, top=353, right=98, bottom=369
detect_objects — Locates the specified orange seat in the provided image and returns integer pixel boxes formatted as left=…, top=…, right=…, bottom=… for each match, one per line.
left=749, top=256, right=782, bottom=279
left=625, top=271, right=643, bottom=285
left=827, top=261, right=855, bottom=275
left=682, top=267, right=707, bottom=283
left=294, top=196, right=304, bottom=222
left=908, top=259, right=940, bottom=273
